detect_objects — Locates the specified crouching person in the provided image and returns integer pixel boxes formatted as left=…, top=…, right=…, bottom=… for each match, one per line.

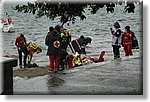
left=26, top=42, right=42, bottom=67
left=67, top=35, right=92, bottom=67
left=21, top=42, right=42, bottom=68
left=45, top=30, right=62, bottom=73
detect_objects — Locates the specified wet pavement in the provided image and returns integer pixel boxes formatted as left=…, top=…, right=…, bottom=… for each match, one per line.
left=13, top=54, right=143, bottom=95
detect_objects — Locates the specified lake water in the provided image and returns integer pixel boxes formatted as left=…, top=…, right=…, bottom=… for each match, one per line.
left=2, top=2, right=142, bottom=67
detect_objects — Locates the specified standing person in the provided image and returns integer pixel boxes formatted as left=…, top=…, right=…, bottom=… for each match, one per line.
left=48, top=26, right=54, bottom=34
left=55, top=25, right=65, bottom=38
left=45, top=29, right=62, bottom=73
left=45, top=26, right=54, bottom=45
left=122, top=26, right=133, bottom=56
left=110, top=22, right=122, bottom=59
left=7, top=15, right=12, bottom=25
left=55, top=25, right=71, bottom=70
left=60, top=28, right=71, bottom=70
left=15, top=34, right=27, bottom=68
left=2, top=12, right=8, bottom=25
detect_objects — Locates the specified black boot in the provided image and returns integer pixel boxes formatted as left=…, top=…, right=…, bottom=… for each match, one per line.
left=114, top=55, right=117, bottom=59
left=59, top=65, right=65, bottom=71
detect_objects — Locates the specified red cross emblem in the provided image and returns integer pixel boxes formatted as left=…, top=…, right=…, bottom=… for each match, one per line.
left=53, top=41, right=60, bottom=48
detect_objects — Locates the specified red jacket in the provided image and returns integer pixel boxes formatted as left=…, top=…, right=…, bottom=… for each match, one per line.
left=15, top=36, right=26, bottom=48
left=8, top=16, right=12, bottom=24
left=122, top=31, right=132, bottom=45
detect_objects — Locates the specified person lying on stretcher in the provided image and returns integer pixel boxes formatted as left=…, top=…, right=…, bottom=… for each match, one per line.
left=73, top=51, right=105, bottom=67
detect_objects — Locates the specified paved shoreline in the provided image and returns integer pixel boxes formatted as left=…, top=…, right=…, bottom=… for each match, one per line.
left=13, top=55, right=143, bottom=95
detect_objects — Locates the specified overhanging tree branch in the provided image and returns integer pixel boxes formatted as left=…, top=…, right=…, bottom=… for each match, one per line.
left=13, top=0, right=142, bottom=26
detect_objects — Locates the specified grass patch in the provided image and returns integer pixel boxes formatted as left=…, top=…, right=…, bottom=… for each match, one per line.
left=13, top=67, right=49, bottom=78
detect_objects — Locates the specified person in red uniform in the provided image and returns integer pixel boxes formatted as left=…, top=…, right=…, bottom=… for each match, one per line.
left=45, top=29, right=62, bottom=73
left=15, top=34, right=27, bottom=68
left=7, top=15, right=12, bottom=25
left=17, top=41, right=42, bottom=68
left=122, top=26, right=133, bottom=56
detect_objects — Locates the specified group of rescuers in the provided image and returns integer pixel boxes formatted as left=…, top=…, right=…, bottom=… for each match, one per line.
left=1, top=14, right=13, bottom=25
left=15, top=22, right=139, bottom=73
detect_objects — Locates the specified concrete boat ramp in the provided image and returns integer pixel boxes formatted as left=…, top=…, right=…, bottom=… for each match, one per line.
left=13, top=55, right=142, bottom=95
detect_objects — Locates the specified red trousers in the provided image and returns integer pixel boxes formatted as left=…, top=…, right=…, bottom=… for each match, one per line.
left=67, top=55, right=73, bottom=69
left=124, top=44, right=133, bottom=56
left=49, top=55, right=60, bottom=70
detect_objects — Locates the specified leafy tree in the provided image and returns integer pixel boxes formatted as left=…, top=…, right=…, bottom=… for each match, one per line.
left=13, top=0, right=142, bottom=26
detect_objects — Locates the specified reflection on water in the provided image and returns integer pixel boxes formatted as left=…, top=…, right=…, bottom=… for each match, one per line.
left=47, top=76, right=65, bottom=87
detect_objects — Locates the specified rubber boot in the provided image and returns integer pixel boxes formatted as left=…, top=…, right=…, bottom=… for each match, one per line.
left=98, top=51, right=105, bottom=62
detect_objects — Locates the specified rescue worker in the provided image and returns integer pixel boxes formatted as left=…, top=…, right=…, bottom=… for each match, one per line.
left=122, top=26, right=133, bottom=56
left=55, top=25, right=72, bottom=70
left=110, top=22, right=122, bottom=59
left=60, top=28, right=71, bottom=70
left=7, top=15, right=12, bottom=25
left=26, top=42, right=42, bottom=66
left=48, top=26, right=54, bottom=33
left=55, top=25, right=65, bottom=70
left=68, top=35, right=92, bottom=67
left=45, top=26, right=55, bottom=44
left=45, top=29, right=62, bottom=73
left=55, top=25, right=65, bottom=38
left=19, top=41, right=42, bottom=68
left=69, top=35, right=92, bottom=55
left=73, top=52, right=83, bottom=67
left=15, top=34, right=27, bottom=68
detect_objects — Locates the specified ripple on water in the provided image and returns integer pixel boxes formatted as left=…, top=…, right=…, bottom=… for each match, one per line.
left=2, top=3, right=142, bottom=67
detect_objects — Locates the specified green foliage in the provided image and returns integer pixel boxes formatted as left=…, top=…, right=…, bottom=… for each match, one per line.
left=13, top=1, right=142, bottom=26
